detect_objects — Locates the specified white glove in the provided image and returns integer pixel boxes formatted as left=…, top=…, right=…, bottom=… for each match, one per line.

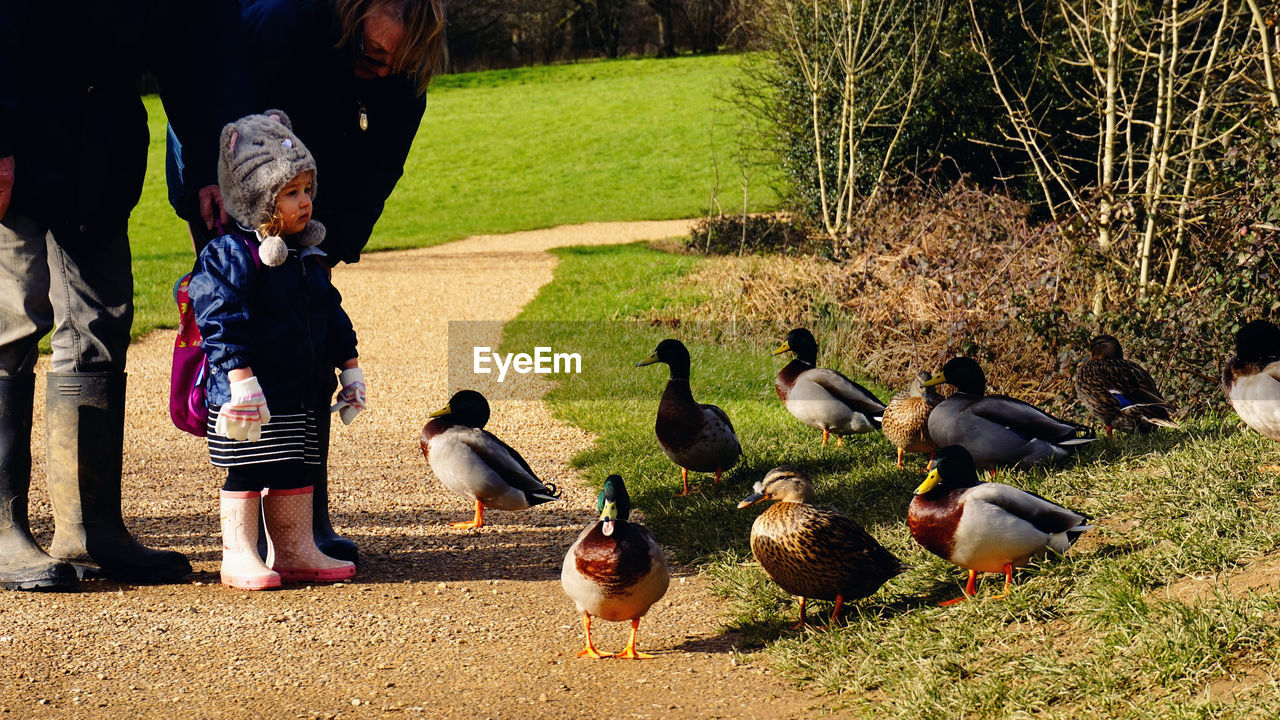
left=216, top=376, right=272, bottom=441
left=330, top=367, right=366, bottom=425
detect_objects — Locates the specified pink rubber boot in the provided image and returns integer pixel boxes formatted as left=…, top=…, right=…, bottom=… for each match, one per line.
left=262, top=487, right=356, bottom=582
left=219, top=491, right=281, bottom=590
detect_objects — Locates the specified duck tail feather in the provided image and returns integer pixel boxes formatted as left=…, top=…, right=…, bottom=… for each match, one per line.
left=1065, top=523, right=1094, bottom=546
left=527, top=490, right=560, bottom=506
left=1060, top=437, right=1098, bottom=446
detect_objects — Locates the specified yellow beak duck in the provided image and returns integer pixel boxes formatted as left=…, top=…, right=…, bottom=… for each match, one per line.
left=561, top=474, right=670, bottom=659
left=881, top=371, right=944, bottom=468
left=924, top=357, right=1094, bottom=471
left=738, top=466, right=908, bottom=628
left=1074, top=334, right=1178, bottom=436
left=773, top=328, right=885, bottom=447
left=637, top=339, right=741, bottom=496
left=420, top=390, right=561, bottom=529
left=908, top=445, right=1092, bottom=605
left=1222, top=319, right=1280, bottom=443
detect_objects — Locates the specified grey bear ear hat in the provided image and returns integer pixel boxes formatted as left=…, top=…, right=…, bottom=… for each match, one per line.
left=217, top=109, right=325, bottom=267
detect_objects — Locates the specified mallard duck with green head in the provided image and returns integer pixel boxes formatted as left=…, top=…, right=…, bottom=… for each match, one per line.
left=924, top=357, right=1094, bottom=471
left=737, top=466, right=908, bottom=628
left=882, top=371, right=945, bottom=468
left=561, top=474, right=670, bottom=659
left=637, top=339, right=741, bottom=496
left=1222, top=319, right=1280, bottom=443
left=908, top=445, right=1092, bottom=605
left=420, top=390, right=561, bottom=529
left=772, top=328, right=885, bottom=447
left=1074, top=334, right=1178, bottom=436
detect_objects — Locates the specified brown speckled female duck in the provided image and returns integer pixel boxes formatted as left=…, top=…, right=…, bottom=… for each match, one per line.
left=737, top=467, right=908, bottom=627
left=637, top=339, right=741, bottom=496
left=882, top=371, right=944, bottom=468
left=1074, top=335, right=1178, bottom=436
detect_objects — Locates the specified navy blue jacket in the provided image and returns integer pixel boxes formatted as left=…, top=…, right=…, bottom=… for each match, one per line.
left=0, top=1, right=244, bottom=230
left=167, top=0, right=426, bottom=264
left=188, top=229, right=358, bottom=411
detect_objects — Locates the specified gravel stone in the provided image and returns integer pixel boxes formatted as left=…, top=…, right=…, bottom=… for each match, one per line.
left=0, top=221, right=841, bottom=719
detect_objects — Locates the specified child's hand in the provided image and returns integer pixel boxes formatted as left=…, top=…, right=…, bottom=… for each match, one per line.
left=217, top=376, right=272, bottom=441
left=331, top=367, right=366, bottom=425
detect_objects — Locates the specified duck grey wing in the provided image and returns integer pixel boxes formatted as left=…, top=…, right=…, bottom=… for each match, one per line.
left=460, top=430, right=559, bottom=497
left=971, top=395, right=1089, bottom=442
left=703, top=403, right=738, bottom=439
left=808, top=368, right=886, bottom=419
left=970, top=483, right=1088, bottom=535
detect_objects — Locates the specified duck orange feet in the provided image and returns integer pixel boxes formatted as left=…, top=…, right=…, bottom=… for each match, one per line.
left=939, top=569, right=978, bottom=606
left=614, top=619, right=654, bottom=659
left=983, top=564, right=1015, bottom=602
left=450, top=500, right=485, bottom=529
left=576, top=615, right=606, bottom=659
left=789, top=596, right=809, bottom=630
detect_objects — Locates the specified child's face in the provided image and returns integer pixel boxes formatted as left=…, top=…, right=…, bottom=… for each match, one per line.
left=274, top=172, right=314, bottom=235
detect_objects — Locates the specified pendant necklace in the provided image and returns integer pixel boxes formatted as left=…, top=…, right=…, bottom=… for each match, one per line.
left=357, top=99, right=368, bottom=131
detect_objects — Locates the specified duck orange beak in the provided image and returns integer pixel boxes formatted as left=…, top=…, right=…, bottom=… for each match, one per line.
left=737, top=492, right=769, bottom=509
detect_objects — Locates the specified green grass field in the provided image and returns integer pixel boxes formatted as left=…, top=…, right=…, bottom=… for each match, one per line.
left=504, top=242, right=1280, bottom=719
left=124, top=53, right=777, bottom=340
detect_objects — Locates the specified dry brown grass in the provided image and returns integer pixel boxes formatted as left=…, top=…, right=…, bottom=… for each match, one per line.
left=678, top=182, right=1086, bottom=410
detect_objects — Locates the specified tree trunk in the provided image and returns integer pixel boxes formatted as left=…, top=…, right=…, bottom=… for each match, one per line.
left=648, top=1, right=676, bottom=57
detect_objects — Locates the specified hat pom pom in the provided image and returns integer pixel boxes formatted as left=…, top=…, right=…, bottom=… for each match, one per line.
left=260, top=235, right=288, bottom=267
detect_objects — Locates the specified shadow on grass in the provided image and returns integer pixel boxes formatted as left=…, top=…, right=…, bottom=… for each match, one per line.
left=1072, top=424, right=1239, bottom=467
left=720, top=587, right=967, bottom=646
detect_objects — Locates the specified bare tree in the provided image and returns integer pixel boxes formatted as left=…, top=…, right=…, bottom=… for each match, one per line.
left=969, top=0, right=1274, bottom=304
left=647, top=0, right=677, bottom=56
left=760, top=0, right=944, bottom=244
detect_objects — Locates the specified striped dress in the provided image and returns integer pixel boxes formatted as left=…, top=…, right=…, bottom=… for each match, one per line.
left=206, top=408, right=323, bottom=467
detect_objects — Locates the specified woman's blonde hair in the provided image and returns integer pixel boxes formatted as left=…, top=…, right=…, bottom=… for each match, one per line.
left=334, top=0, right=446, bottom=96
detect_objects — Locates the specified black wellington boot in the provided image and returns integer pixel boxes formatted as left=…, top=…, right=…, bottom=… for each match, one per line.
left=0, top=374, right=78, bottom=591
left=45, top=372, right=192, bottom=582
left=310, top=411, right=357, bottom=563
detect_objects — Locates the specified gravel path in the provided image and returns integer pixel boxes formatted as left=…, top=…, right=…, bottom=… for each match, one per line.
left=1, top=221, right=838, bottom=719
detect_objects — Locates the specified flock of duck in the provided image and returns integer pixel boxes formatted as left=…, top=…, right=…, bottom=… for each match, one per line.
left=418, top=318, right=1280, bottom=657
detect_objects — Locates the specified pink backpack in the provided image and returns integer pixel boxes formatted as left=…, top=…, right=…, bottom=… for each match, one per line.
left=169, top=234, right=260, bottom=436
left=169, top=273, right=209, bottom=436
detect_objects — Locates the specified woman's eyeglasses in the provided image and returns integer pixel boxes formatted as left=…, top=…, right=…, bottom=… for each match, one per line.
left=357, top=28, right=395, bottom=72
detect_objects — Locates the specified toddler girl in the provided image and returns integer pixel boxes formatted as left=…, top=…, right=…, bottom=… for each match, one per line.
left=188, top=111, right=365, bottom=590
